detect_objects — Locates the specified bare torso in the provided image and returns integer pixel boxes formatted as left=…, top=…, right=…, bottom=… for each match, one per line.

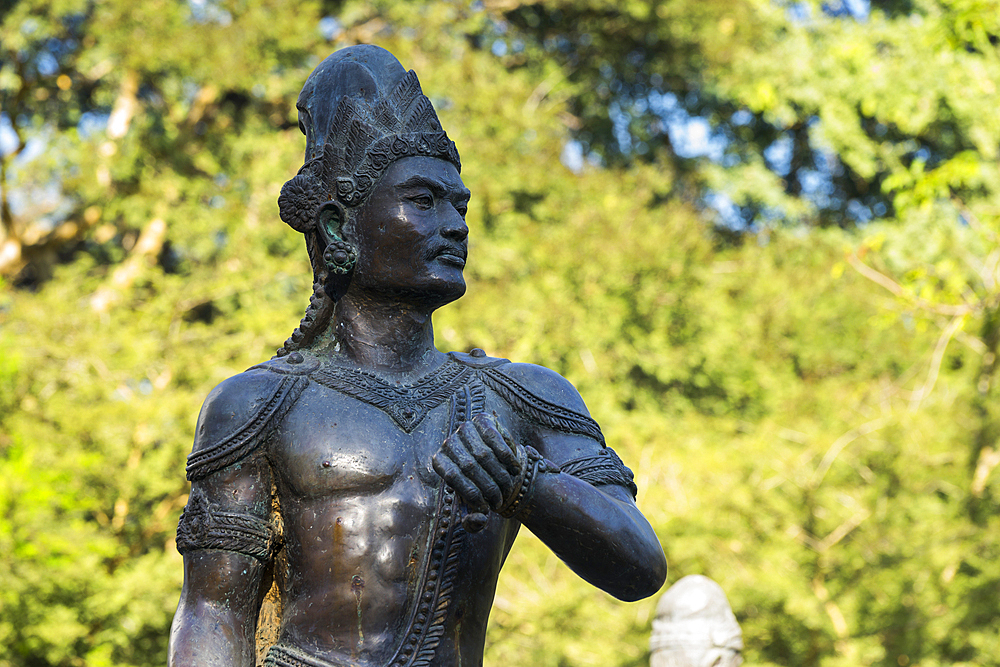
left=170, top=350, right=665, bottom=667
left=271, top=375, right=521, bottom=666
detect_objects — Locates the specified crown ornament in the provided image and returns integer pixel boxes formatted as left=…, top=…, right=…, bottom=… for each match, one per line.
left=278, top=65, right=461, bottom=235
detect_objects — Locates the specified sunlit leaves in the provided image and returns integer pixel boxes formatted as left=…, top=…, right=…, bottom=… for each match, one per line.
left=3, top=1, right=1000, bottom=666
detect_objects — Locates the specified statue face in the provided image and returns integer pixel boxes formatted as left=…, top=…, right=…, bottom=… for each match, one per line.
left=347, top=155, right=470, bottom=307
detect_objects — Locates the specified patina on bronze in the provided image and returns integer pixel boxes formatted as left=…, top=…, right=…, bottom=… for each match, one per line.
left=169, top=45, right=667, bottom=667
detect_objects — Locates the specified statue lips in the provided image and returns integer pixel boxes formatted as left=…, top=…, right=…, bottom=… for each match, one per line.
left=433, top=245, right=467, bottom=268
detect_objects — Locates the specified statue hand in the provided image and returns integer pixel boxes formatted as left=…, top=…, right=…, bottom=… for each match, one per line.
left=432, top=413, right=522, bottom=513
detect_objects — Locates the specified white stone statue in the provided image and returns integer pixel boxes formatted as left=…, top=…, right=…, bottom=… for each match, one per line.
left=650, top=575, right=743, bottom=667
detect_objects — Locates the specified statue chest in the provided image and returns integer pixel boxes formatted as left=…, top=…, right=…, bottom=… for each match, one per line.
left=268, top=386, right=445, bottom=499
left=268, top=379, right=519, bottom=500
left=263, top=380, right=521, bottom=665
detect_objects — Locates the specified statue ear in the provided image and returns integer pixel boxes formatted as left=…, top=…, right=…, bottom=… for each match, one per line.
left=316, top=199, right=358, bottom=291
left=316, top=200, right=347, bottom=245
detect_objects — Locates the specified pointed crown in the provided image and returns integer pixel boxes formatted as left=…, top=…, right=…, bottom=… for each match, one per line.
left=278, top=46, right=461, bottom=234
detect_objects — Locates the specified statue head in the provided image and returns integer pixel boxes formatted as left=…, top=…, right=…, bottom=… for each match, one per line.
left=275, top=45, right=466, bottom=356
left=650, top=575, right=743, bottom=667
left=277, top=45, right=460, bottom=242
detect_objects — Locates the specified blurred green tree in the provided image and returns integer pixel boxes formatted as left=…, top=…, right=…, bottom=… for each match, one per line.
left=1, top=1, right=999, bottom=667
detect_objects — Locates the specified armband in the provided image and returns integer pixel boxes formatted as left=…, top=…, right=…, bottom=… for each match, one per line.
left=176, top=490, right=274, bottom=561
left=560, top=446, right=638, bottom=499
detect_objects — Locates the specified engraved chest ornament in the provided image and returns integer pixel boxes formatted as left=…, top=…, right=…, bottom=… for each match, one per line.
left=309, top=359, right=476, bottom=433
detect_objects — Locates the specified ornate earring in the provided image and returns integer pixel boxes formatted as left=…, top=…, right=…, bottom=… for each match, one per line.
left=323, top=239, right=358, bottom=275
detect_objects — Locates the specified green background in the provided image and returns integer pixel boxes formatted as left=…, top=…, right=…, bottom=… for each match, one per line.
left=2, top=1, right=1000, bottom=666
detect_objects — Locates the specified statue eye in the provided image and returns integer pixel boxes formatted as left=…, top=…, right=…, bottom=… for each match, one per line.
left=410, top=194, right=433, bottom=210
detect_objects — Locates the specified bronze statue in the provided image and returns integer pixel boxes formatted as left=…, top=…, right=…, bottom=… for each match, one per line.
left=169, top=45, right=666, bottom=667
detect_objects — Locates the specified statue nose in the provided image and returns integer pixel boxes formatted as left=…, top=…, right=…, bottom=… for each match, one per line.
left=441, top=210, right=469, bottom=242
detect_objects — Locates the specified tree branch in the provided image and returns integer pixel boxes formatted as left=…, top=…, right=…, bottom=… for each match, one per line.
left=847, top=252, right=971, bottom=316
left=813, top=416, right=891, bottom=488
left=909, top=313, right=967, bottom=411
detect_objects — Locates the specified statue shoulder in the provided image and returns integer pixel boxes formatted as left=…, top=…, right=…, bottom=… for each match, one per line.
left=461, top=356, right=605, bottom=446
left=487, top=363, right=639, bottom=499
left=447, top=349, right=583, bottom=404
left=488, top=361, right=591, bottom=415
left=186, top=363, right=310, bottom=481
left=447, top=348, right=511, bottom=369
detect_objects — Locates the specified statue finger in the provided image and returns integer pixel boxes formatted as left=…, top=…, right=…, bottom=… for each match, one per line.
left=472, top=415, right=520, bottom=474
left=449, top=428, right=505, bottom=509
left=432, top=452, right=489, bottom=512
left=459, top=423, right=514, bottom=496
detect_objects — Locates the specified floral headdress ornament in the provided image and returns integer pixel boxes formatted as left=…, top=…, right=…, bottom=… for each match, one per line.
left=278, top=51, right=461, bottom=233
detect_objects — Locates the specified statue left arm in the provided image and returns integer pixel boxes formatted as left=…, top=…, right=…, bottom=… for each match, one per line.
left=433, top=364, right=667, bottom=601
left=516, top=434, right=666, bottom=602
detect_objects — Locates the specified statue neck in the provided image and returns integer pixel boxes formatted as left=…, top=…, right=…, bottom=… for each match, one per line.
left=330, top=293, right=440, bottom=375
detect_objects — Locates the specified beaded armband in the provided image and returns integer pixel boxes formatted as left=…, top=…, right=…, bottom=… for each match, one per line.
left=497, top=445, right=560, bottom=519
left=176, top=490, right=274, bottom=561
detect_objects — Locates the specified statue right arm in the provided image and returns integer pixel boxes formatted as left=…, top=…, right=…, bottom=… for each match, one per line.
left=169, top=516, right=269, bottom=666
left=168, top=370, right=300, bottom=667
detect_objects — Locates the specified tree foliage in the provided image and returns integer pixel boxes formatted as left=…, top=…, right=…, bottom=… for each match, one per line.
left=489, top=0, right=1000, bottom=232
left=1, top=1, right=1000, bottom=666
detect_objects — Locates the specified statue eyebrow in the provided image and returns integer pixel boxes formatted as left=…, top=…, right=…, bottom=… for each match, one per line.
left=395, top=175, right=471, bottom=202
